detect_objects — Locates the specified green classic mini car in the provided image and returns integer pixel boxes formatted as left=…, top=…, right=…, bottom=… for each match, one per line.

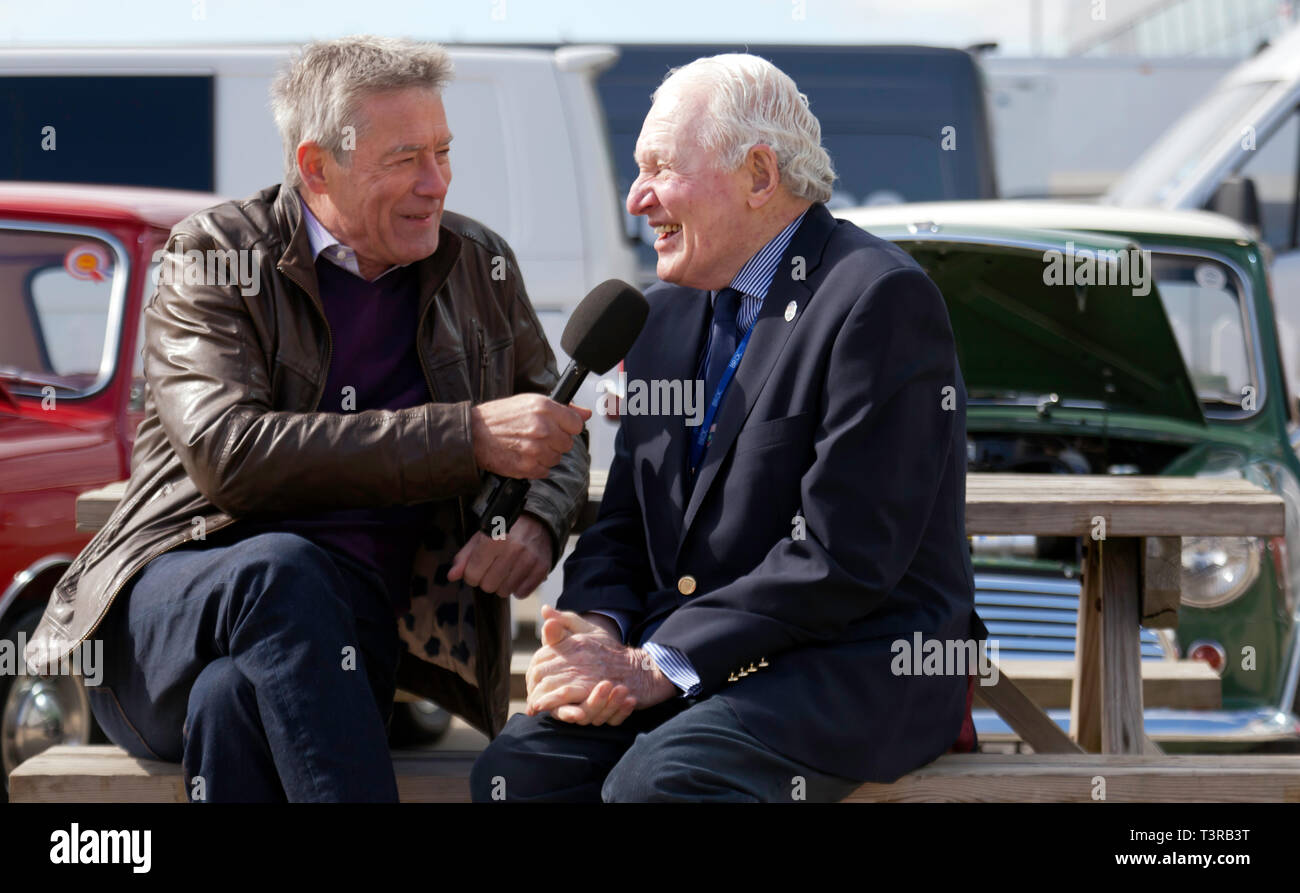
left=845, top=200, right=1300, bottom=752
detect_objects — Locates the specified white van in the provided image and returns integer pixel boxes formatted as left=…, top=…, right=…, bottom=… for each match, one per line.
left=0, top=44, right=638, bottom=312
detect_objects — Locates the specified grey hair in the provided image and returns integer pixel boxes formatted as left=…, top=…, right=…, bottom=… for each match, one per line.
left=655, top=54, right=835, bottom=204
left=270, top=35, right=455, bottom=189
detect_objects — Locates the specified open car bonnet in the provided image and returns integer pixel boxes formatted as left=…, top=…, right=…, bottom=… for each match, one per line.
left=879, top=225, right=1205, bottom=426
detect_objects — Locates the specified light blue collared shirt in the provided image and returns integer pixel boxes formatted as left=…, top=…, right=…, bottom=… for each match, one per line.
left=592, top=206, right=811, bottom=698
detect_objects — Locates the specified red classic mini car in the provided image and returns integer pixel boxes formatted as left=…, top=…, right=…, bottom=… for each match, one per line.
left=0, top=183, right=447, bottom=798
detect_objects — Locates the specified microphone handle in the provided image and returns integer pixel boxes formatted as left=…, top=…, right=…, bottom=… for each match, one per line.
left=469, top=359, right=591, bottom=536
left=550, top=360, right=588, bottom=406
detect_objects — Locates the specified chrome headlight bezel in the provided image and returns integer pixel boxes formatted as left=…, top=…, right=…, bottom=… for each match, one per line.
left=1180, top=535, right=1263, bottom=609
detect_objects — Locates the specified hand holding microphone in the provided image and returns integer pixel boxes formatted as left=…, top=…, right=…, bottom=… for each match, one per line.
left=470, top=395, right=591, bottom=481
left=469, top=279, right=649, bottom=535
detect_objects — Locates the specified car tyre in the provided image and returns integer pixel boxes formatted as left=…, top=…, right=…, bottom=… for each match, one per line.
left=388, top=699, right=452, bottom=747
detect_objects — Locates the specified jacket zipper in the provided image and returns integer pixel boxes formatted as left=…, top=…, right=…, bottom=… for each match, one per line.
left=470, top=320, right=497, bottom=724
left=421, top=298, right=496, bottom=728
left=475, top=321, right=488, bottom=403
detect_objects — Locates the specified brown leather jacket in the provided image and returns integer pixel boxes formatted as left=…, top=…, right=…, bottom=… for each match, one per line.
left=24, top=183, right=589, bottom=737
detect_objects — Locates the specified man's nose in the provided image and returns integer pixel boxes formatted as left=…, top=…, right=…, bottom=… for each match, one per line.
left=416, top=155, right=449, bottom=199
left=626, top=177, right=653, bottom=217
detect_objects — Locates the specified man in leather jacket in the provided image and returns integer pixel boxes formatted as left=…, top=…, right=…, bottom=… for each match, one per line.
left=23, top=36, right=589, bottom=802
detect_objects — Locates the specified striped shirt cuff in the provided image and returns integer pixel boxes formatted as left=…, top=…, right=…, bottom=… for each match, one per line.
left=643, top=642, right=702, bottom=697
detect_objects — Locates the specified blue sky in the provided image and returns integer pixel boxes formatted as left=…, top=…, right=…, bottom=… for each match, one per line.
left=0, top=0, right=1074, bottom=56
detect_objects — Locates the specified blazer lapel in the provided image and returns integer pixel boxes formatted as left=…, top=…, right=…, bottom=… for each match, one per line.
left=650, top=290, right=710, bottom=544
left=678, top=204, right=838, bottom=549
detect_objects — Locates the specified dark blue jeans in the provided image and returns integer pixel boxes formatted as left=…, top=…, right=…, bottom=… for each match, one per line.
left=86, top=530, right=401, bottom=802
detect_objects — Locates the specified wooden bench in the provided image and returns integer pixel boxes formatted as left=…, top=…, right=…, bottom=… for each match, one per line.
left=12, top=745, right=1300, bottom=802
left=57, top=473, right=1285, bottom=802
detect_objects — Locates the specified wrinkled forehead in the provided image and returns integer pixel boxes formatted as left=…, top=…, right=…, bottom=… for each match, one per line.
left=353, top=85, right=450, bottom=136
left=637, top=84, right=711, bottom=159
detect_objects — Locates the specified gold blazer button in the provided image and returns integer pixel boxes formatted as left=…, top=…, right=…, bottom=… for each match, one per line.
left=677, top=575, right=697, bottom=596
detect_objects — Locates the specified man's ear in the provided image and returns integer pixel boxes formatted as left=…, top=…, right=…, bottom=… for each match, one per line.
left=745, top=143, right=782, bottom=209
left=297, top=141, right=330, bottom=195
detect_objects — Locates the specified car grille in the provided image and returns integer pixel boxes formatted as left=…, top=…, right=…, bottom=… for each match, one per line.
left=975, top=571, right=1166, bottom=660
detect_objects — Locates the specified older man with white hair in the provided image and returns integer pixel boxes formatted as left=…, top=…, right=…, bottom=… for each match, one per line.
left=25, top=36, right=589, bottom=802
left=471, top=53, right=983, bottom=802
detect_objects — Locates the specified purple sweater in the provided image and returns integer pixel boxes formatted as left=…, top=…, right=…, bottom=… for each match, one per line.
left=244, top=257, right=432, bottom=611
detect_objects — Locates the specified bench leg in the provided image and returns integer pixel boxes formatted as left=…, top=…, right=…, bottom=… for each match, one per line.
left=979, top=671, right=1084, bottom=754
left=1071, top=539, right=1104, bottom=751
left=1101, top=537, right=1146, bottom=754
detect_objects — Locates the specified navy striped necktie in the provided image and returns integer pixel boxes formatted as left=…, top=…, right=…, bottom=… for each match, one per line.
left=700, top=287, right=743, bottom=404
left=688, top=287, right=744, bottom=485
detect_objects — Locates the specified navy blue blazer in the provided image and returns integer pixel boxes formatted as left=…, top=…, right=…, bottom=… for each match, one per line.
left=558, top=203, right=981, bottom=782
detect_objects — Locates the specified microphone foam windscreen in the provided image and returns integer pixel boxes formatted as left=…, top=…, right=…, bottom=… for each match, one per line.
left=560, top=279, right=649, bottom=374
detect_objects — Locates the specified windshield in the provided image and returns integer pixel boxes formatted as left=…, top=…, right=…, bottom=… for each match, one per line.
left=0, top=224, right=126, bottom=398
left=1104, top=81, right=1275, bottom=207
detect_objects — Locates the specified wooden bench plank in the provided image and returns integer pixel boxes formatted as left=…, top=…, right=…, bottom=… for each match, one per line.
left=10, top=746, right=188, bottom=803
left=13, top=746, right=1300, bottom=803
left=964, top=473, right=1285, bottom=537
left=78, top=473, right=1286, bottom=538
left=974, top=659, right=1220, bottom=711
left=75, top=480, right=127, bottom=532
left=846, top=754, right=1300, bottom=802
left=8, top=746, right=477, bottom=804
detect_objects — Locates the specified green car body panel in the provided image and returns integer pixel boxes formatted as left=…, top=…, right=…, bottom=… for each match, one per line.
left=846, top=203, right=1300, bottom=750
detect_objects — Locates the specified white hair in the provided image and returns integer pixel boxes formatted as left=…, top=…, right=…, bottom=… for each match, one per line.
left=655, top=54, right=835, bottom=204
left=269, top=35, right=455, bottom=189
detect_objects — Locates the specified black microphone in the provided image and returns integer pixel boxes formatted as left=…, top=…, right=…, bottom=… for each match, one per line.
left=469, top=279, right=649, bottom=536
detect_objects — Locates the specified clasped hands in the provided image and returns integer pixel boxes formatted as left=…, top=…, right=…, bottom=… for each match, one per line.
left=524, top=605, right=677, bottom=725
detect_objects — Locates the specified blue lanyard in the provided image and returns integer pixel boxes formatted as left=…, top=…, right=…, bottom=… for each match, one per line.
left=688, top=323, right=755, bottom=476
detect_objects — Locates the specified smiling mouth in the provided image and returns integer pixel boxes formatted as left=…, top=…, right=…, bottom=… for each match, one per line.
left=401, top=211, right=436, bottom=223
left=653, top=223, right=681, bottom=244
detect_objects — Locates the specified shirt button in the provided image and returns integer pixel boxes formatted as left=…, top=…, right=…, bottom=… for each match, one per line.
left=677, top=575, right=697, bottom=596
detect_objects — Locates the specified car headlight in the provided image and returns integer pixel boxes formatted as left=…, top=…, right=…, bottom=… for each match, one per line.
left=1180, top=536, right=1262, bottom=608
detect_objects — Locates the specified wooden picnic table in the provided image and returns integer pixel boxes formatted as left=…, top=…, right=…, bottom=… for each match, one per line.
left=966, top=473, right=1284, bottom=756
left=74, top=471, right=1286, bottom=757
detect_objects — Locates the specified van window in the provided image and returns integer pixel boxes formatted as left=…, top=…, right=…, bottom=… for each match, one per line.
left=0, top=76, right=214, bottom=191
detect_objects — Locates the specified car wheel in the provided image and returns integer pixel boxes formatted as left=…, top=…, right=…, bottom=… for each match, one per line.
left=1, top=607, right=96, bottom=803
left=388, top=699, right=452, bottom=747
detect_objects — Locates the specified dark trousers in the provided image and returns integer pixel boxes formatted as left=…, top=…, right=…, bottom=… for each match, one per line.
left=470, top=696, right=863, bottom=802
left=86, top=531, right=401, bottom=802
